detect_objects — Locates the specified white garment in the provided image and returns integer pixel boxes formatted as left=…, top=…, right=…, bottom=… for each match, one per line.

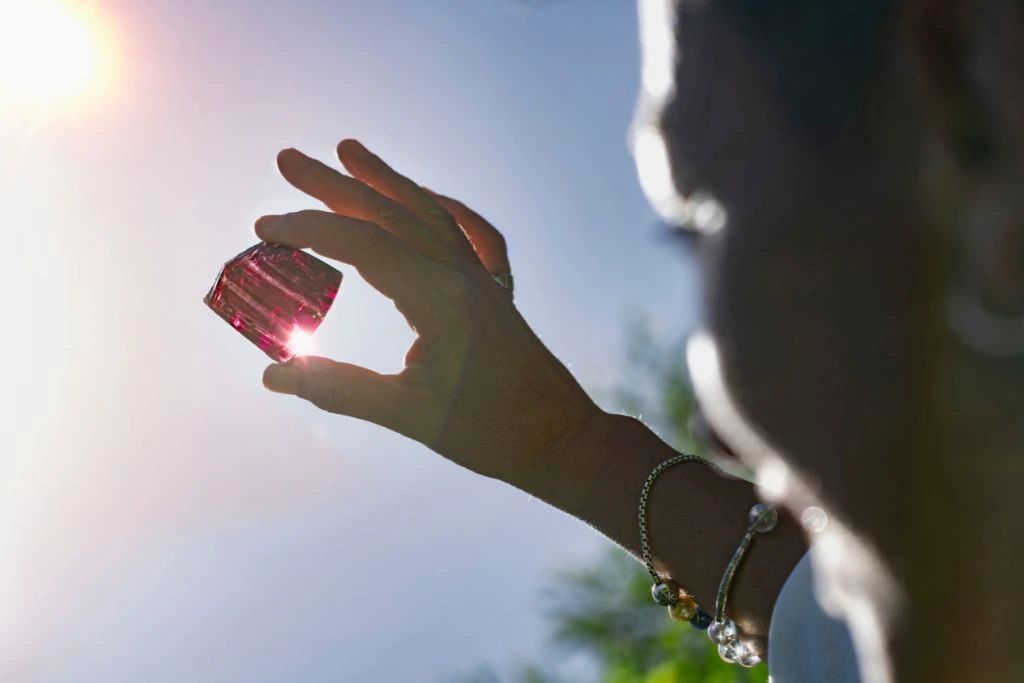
left=767, top=552, right=861, bottom=682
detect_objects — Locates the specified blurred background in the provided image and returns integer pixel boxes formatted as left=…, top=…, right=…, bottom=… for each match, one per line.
left=0, top=1, right=748, bottom=680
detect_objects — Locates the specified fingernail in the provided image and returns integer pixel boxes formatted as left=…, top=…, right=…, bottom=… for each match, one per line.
left=263, top=363, right=298, bottom=394
left=255, top=214, right=282, bottom=238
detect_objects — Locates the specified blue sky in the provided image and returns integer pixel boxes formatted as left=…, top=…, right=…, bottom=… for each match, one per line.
left=1, top=1, right=697, bottom=680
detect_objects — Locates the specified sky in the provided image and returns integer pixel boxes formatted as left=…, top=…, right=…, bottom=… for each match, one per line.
left=1, top=1, right=697, bottom=681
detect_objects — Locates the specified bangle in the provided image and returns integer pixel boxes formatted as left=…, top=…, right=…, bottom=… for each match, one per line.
left=707, top=502, right=778, bottom=668
left=638, top=454, right=778, bottom=668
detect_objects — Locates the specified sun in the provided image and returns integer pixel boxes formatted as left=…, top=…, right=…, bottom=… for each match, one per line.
left=0, top=1, right=104, bottom=102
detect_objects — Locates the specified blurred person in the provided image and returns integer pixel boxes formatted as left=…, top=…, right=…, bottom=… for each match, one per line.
left=253, top=1, right=1024, bottom=680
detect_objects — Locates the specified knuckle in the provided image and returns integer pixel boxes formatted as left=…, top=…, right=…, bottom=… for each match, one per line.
left=437, top=271, right=475, bottom=310
left=374, top=200, right=411, bottom=227
left=350, top=217, right=376, bottom=240
left=287, top=209, right=319, bottom=232
left=294, top=210, right=338, bottom=249
left=357, top=221, right=391, bottom=254
left=298, top=371, right=341, bottom=413
left=357, top=224, right=409, bottom=274
left=424, top=203, right=456, bottom=227
left=311, top=387, right=343, bottom=413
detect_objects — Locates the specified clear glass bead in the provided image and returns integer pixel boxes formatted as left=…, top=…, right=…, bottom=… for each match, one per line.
left=651, top=580, right=680, bottom=606
left=718, top=641, right=741, bottom=663
left=708, top=618, right=737, bottom=645
left=723, top=640, right=758, bottom=666
left=738, top=648, right=761, bottom=668
left=749, top=503, right=778, bottom=533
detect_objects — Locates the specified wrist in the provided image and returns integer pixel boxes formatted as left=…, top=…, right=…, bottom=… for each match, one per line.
left=501, top=405, right=608, bottom=505
left=511, top=409, right=808, bottom=657
left=524, top=410, right=673, bottom=547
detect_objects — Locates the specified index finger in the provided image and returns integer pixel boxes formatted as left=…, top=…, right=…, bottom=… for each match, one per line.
left=255, top=210, right=446, bottom=328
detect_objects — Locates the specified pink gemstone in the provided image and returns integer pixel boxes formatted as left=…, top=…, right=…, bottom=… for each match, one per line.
left=204, top=242, right=342, bottom=362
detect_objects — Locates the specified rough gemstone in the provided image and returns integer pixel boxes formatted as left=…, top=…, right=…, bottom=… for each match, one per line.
left=204, top=242, right=342, bottom=362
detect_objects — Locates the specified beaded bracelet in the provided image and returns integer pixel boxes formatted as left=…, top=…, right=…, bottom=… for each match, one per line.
left=638, top=454, right=778, bottom=668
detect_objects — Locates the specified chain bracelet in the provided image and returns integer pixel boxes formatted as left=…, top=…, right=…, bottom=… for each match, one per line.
left=638, top=453, right=718, bottom=584
left=638, top=453, right=778, bottom=668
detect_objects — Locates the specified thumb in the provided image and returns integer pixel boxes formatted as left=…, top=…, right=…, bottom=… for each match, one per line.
left=263, top=356, right=408, bottom=428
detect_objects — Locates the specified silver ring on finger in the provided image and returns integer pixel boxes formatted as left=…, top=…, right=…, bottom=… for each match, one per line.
left=491, top=271, right=514, bottom=295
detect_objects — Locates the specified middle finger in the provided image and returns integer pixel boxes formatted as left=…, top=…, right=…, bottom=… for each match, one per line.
left=276, top=148, right=445, bottom=260
left=337, top=139, right=476, bottom=258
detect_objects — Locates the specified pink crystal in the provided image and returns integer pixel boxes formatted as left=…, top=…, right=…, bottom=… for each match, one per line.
left=204, top=242, right=342, bottom=362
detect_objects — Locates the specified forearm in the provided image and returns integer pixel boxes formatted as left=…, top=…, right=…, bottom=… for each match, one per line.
left=521, top=411, right=807, bottom=654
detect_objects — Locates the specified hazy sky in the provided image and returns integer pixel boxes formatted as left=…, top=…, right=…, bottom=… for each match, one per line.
left=1, top=1, right=697, bottom=680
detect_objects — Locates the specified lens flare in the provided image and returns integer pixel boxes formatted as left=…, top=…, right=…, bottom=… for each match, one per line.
left=0, top=1, right=104, bottom=102
left=286, top=327, right=316, bottom=357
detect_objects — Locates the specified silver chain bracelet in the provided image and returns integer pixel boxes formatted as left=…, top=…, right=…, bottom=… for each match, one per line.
left=639, top=454, right=778, bottom=668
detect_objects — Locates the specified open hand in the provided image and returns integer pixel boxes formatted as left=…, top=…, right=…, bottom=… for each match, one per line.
left=256, top=140, right=600, bottom=488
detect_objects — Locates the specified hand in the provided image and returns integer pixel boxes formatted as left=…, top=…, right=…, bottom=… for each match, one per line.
left=255, top=139, right=602, bottom=488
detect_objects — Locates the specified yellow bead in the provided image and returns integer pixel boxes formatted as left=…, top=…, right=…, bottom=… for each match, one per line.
left=668, top=594, right=698, bottom=622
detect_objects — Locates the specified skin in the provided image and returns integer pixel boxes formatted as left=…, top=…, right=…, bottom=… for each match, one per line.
left=256, top=140, right=806, bottom=657
left=257, top=0, right=1024, bottom=678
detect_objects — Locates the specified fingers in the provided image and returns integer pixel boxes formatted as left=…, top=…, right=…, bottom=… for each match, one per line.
left=337, top=140, right=474, bottom=256
left=276, top=148, right=434, bottom=254
left=255, top=210, right=443, bottom=325
left=429, top=192, right=511, bottom=275
left=263, top=357, right=413, bottom=431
